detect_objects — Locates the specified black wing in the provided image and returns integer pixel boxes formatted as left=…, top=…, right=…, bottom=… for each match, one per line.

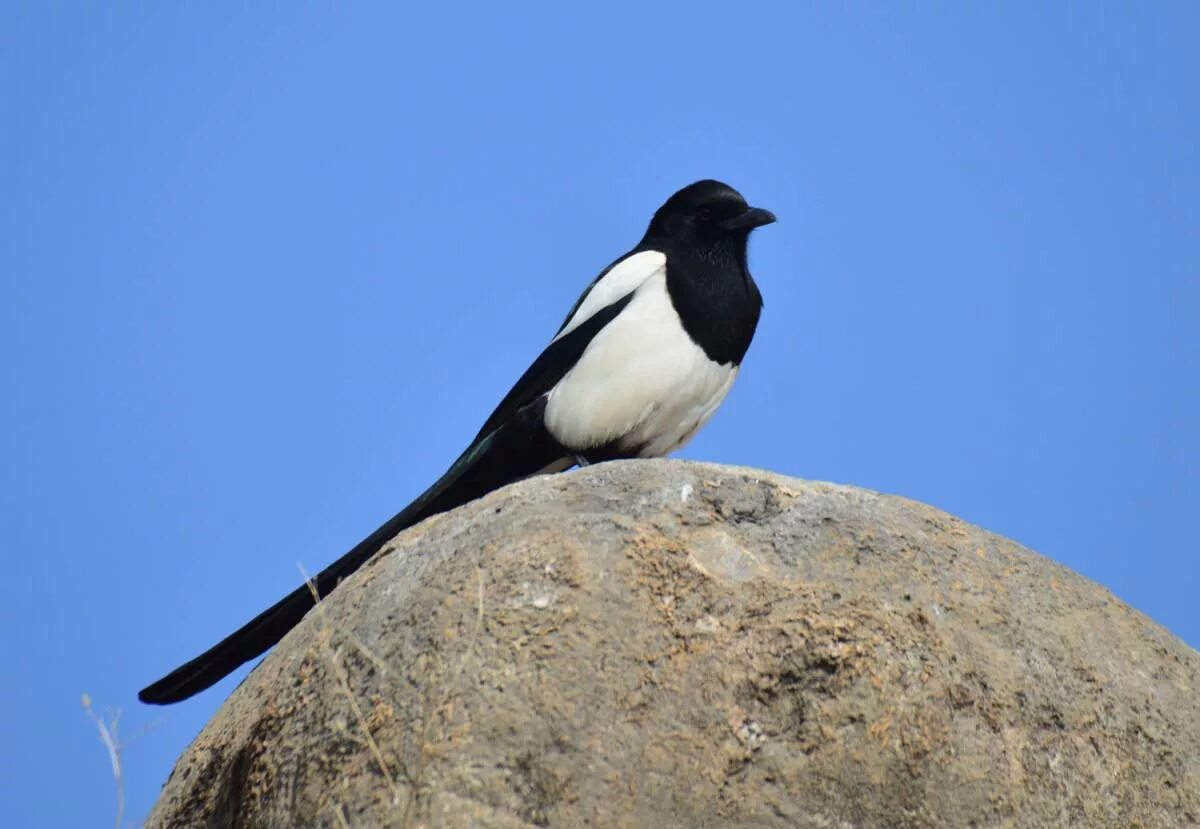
left=471, top=285, right=636, bottom=442
left=139, top=289, right=637, bottom=704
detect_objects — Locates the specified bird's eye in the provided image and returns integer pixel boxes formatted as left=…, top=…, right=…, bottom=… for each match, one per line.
left=697, top=206, right=715, bottom=221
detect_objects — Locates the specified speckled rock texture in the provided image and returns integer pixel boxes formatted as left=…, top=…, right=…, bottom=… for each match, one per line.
left=148, top=460, right=1199, bottom=828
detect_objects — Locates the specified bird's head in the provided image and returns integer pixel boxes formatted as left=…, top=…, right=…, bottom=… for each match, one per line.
left=643, top=179, right=776, bottom=251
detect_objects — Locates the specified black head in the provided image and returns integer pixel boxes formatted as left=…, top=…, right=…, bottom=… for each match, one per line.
left=643, top=179, right=776, bottom=250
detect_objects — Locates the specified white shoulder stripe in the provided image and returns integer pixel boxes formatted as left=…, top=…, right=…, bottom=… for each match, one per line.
left=553, top=250, right=667, bottom=342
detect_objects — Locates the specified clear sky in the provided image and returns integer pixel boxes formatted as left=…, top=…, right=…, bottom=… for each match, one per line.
left=2, top=4, right=1197, bottom=825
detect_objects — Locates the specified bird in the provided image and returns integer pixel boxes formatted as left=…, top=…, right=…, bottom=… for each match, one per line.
left=139, top=179, right=775, bottom=704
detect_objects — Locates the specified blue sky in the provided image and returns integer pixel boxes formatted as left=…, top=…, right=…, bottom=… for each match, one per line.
left=2, top=4, right=1197, bottom=825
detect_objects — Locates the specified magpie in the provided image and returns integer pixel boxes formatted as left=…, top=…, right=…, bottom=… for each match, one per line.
left=139, top=179, right=775, bottom=704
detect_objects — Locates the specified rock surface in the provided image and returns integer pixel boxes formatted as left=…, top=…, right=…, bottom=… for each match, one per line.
left=148, top=461, right=1199, bottom=828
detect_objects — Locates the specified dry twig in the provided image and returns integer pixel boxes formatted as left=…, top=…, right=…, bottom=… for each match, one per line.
left=81, top=693, right=124, bottom=829
left=299, top=564, right=404, bottom=807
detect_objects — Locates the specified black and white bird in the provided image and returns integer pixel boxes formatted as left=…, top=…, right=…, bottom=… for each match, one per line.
left=139, top=179, right=774, bottom=704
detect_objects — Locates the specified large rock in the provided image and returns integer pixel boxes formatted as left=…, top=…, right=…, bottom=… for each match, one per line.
left=148, top=461, right=1199, bottom=828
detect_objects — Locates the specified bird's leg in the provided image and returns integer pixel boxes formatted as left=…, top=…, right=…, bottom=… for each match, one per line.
left=574, top=454, right=591, bottom=468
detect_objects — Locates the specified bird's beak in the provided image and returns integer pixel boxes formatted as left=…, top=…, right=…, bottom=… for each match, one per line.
left=722, top=206, right=777, bottom=232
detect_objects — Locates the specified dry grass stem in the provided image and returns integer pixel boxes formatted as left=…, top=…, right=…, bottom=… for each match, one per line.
left=81, top=693, right=124, bottom=829
left=299, top=564, right=404, bottom=807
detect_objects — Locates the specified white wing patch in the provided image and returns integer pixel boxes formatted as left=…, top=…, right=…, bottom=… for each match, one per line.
left=554, top=250, right=667, bottom=341
left=545, top=268, right=739, bottom=457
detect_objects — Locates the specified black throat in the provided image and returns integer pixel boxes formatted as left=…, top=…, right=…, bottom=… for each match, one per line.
left=647, top=234, right=763, bottom=366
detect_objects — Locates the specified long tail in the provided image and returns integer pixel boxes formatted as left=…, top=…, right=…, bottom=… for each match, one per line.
left=139, top=402, right=567, bottom=705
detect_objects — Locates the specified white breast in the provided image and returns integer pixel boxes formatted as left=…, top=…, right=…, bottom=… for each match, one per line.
left=544, top=268, right=738, bottom=457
